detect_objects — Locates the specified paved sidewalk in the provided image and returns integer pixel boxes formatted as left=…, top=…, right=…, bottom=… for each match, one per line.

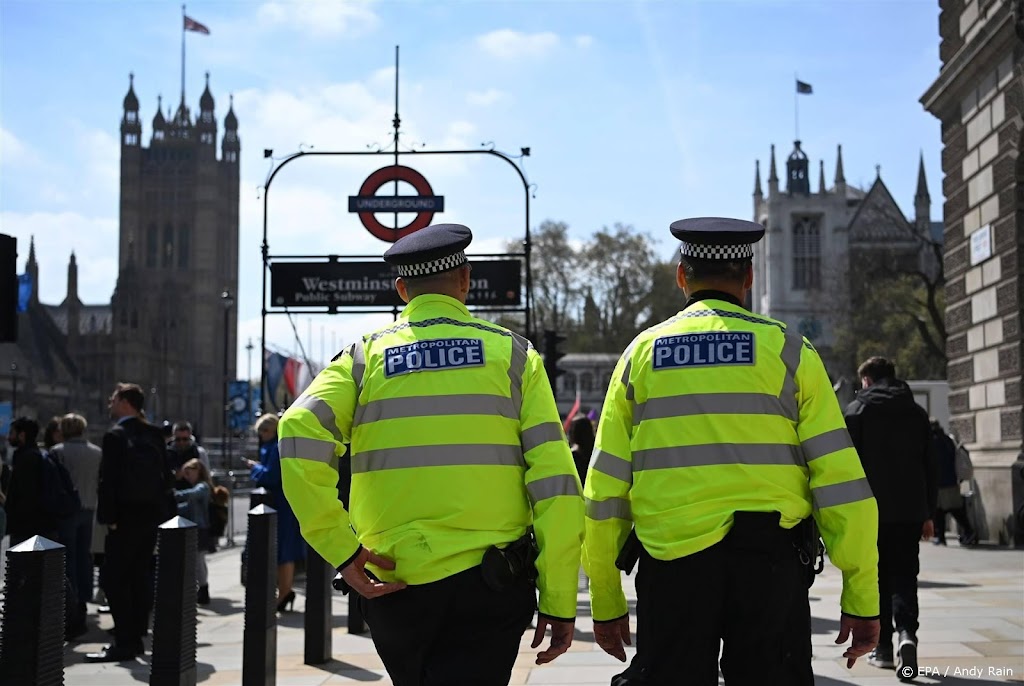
left=56, top=540, right=1023, bottom=685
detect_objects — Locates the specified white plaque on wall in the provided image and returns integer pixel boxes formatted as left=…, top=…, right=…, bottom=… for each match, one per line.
left=970, top=224, right=992, bottom=265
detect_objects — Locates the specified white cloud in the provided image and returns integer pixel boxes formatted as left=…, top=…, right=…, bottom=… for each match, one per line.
left=0, top=127, right=39, bottom=167
left=574, top=35, right=594, bottom=48
left=256, top=0, right=378, bottom=38
left=0, top=211, right=118, bottom=304
left=466, top=88, right=506, bottom=106
left=476, top=30, right=560, bottom=60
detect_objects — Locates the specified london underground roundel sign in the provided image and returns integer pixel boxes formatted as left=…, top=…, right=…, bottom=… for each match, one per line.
left=347, top=165, right=445, bottom=243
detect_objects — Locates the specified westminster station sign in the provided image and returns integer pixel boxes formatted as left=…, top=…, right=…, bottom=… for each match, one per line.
left=271, top=260, right=521, bottom=309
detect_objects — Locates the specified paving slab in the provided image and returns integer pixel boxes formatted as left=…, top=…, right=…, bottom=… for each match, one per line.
left=4, top=531, right=1013, bottom=685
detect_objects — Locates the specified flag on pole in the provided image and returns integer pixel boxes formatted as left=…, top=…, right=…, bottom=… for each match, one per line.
left=796, top=79, right=813, bottom=94
left=563, top=389, right=582, bottom=433
left=184, top=15, right=210, bottom=34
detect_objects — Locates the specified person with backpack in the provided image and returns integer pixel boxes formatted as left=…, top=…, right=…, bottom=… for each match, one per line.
left=88, top=383, right=174, bottom=663
left=930, top=420, right=978, bottom=547
left=5, top=417, right=57, bottom=545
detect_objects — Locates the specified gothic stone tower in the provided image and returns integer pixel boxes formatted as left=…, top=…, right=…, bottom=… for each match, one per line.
left=752, top=141, right=934, bottom=374
left=114, top=73, right=240, bottom=438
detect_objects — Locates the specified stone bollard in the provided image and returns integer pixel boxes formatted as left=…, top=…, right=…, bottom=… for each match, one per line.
left=243, top=505, right=278, bottom=686
left=241, top=488, right=274, bottom=586
left=150, top=516, right=198, bottom=686
left=249, top=487, right=273, bottom=509
left=303, top=544, right=333, bottom=664
left=0, top=536, right=66, bottom=686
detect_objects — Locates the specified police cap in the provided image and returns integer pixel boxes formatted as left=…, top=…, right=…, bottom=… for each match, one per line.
left=670, top=217, right=765, bottom=261
left=383, top=223, right=473, bottom=277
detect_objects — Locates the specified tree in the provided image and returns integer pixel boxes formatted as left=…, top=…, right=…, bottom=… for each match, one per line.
left=506, top=220, right=582, bottom=334
left=577, top=224, right=658, bottom=351
left=830, top=207, right=947, bottom=380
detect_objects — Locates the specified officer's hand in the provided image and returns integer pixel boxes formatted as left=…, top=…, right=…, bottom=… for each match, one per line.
left=531, top=616, right=575, bottom=665
left=339, top=547, right=406, bottom=599
left=593, top=615, right=631, bottom=662
left=921, top=520, right=935, bottom=541
left=835, top=614, right=879, bottom=668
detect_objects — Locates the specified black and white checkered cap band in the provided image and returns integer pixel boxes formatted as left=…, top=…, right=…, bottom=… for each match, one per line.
left=679, top=241, right=753, bottom=260
left=396, top=251, right=468, bottom=277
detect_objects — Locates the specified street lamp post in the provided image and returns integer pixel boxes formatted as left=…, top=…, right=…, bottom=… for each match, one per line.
left=245, top=337, right=254, bottom=419
left=221, top=291, right=234, bottom=471
left=10, top=362, right=17, bottom=416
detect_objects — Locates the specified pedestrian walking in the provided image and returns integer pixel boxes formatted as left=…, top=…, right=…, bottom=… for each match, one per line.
left=244, top=413, right=306, bottom=613
left=584, top=217, right=880, bottom=685
left=50, top=413, right=102, bottom=637
left=844, top=356, right=937, bottom=681
left=88, top=383, right=174, bottom=662
left=930, top=420, right=977, bottom=546
left=279, top=223, right=585, bottom=685
left=174, top=457, right=213, bottom=605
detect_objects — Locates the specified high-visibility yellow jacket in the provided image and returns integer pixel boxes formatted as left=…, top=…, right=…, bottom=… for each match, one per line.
left=584, top=296, right=879, bottom=621
left=279, top=294, right=585, bottom=620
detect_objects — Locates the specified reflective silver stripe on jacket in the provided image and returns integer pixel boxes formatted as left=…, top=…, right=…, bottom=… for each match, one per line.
left=778, top=329, right=803, bottom=421
left=634, top=392, right=787, bottom=426
left=527, top=474, right=580, bottom=504
left=353, top=394, right=517, bottom=429
left=292, top=394, right=345, bottom=444
left=812, top=477, right=874, bottom=510
left=802, top=428, right=854, bottom=463
left=621, top=359, right=635, bottom=403
left=279, top=436, right=337, bottom=464
left=591, top=449, right=633, bottom=484
left=586, top=497, right=632, bottom=521
left=632, top=443, right=803, bottom=471
left=351, top=443, right=525, bottom=473
left=521, top=422, right=564, bottom=454
left=350, top=342, right=366, bottom=389
left=508, top=334, right=529, bottom=418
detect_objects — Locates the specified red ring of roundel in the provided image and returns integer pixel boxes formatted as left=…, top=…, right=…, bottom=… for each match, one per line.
left=357, top=165, right=438, bottom=243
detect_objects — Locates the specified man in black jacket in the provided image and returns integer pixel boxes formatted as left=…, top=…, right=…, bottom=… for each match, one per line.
left=844, top=357, right=937, bottom=683
left=87, top=383, right=173, bottom=663
left=5, top=417, right=56, bottom=545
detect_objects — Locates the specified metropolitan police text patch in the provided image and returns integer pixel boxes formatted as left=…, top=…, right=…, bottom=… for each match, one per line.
left=652, top=332, right=755, bottom=370
left=384, top=338, right=485, bottom=377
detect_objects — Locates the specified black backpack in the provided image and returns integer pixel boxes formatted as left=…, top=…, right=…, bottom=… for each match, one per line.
left=116, top=427, right=170, bottom=508
left=42, top=450, right=82, bottom=520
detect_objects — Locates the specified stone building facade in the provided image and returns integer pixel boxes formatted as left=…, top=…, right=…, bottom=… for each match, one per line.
left=112, top=74, right=240, bottom=437
left=751, top=141, right=941, bottom=375
left=921, top=0, right=1023, bottom=543
left=0, top=74, right=240, bottom=439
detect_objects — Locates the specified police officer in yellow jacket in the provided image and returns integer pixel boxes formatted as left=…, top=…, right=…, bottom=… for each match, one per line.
left=584, top=217, right=881, bottom=685
left=279, top=223, right=585, bottom=686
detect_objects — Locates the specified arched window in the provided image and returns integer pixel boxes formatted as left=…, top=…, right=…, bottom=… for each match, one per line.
left=163, top=223, right=174, bottom=267
left=562, top=372, right=576, bottom=395
left=178, top=224, right=190, bottom=269
left=580, top=373, right=594, bottom=393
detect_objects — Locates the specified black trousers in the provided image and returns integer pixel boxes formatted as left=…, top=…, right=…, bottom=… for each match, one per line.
left=359, top=565, right=536, bottom=686
left=934, top=506, right=974, bottom=542
left=878, top=522, right=921, bottom=642
left=104, top=526, right=157, bottom=649
left=616, top=513, right=805, bottom=686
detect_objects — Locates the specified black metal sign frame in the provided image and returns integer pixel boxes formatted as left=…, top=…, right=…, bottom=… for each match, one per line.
left=260, top=148, right=533, bottom=412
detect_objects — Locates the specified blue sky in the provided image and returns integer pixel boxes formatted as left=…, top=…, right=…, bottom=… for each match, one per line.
left=1, top=0, right=943, bottom=377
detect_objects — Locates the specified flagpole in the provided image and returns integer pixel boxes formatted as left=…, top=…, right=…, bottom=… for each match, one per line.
left=794, top=72, right=799, bottom=141
left=181, top=4, right=186, bottom=106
